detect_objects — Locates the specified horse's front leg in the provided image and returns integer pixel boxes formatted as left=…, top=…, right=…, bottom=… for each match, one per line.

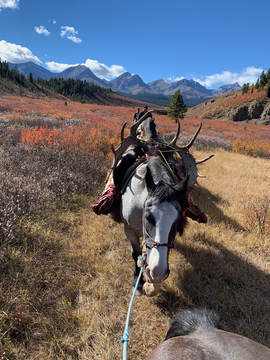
left=124, top=224, right=144, bottom=295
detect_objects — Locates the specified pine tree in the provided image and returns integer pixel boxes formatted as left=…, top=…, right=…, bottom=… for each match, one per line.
left=260, top=70, right=267, bottom=86
left=266, top=68, right=270, bottom=82
left=28, top=72, right=33, bottom=84
left=266, top=82, right=270, bottom=98
left=255, top=79, right=260, bottom=90
left=167, top=89, right=187, bottom=123
left=242, top=83, right=249, bottom=94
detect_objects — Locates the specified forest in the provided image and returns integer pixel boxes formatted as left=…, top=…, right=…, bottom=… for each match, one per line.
left=0, top=60, right=113, bottom=103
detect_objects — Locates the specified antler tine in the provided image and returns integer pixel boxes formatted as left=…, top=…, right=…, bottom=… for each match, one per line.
left=130, top=110, right=154, bottom=137
left=185, top=122, right=202, bottom=149
left=111, top=143, right=115, bottom=155
left=121, top=122, right=127, bottom=142
left=196, top=154, right=214, bottom=164
left=111, top=114, right=153, bottom=176
left=168, top=119, right=181, bottom=147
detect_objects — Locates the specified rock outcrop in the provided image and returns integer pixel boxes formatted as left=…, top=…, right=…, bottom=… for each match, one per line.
left=225, top=100, right=270, bottom=124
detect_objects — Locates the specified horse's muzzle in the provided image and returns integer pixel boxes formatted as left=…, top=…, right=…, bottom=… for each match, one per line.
left=145, top=266, right=170, bottom=283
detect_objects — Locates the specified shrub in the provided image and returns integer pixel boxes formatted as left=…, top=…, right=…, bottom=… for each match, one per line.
left=0, top=140, right=109, bottom=245
left=233, top=138, right=270, bottom=158
left=242, top=194, right=270, bottom=236
left=21, top=122, right=113, bottom=156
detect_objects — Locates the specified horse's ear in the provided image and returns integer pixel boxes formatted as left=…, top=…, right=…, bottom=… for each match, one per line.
left=175, top=175, right=189, bottom=201
left=145, top=166, right=156, bottom=193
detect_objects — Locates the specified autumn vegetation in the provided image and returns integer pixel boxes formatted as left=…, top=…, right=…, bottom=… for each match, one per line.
left=0, top=91, right=270, bottom=360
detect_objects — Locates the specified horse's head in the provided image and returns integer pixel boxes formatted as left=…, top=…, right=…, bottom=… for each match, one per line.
left=143, top=159, right=188, bottom=285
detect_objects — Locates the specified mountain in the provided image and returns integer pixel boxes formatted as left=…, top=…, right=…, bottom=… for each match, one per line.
left=212, top=82, right=241, bottom=97
left=147, top=78, right=241, bottom=99
left=106, top=72, right=151, bottom=94
left=147, top=79, right=172, bottom=94
left=7, top=61, right=241, bottom=104
left=58, top=65, right=107, bottom=88
left=8, top=62, right=55, bottom=80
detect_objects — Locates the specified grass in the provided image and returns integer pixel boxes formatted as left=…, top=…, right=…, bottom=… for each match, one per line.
left=0, top=96, right=270, bottom=359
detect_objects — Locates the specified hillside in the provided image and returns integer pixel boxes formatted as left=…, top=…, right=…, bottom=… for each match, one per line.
left=0, top=77, right=165, bottom=110
left=187, top=87, right=270, bottom=125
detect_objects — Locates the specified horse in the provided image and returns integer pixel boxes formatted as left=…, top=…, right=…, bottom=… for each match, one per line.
left=118, top=155, right=189, bottom=295
left=97, top=111, right=213, bottom=296
left=146, top=308, right=270, bottom=360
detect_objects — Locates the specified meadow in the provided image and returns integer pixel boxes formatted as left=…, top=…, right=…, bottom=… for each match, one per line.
left=0, top=95, right=270, bottom=359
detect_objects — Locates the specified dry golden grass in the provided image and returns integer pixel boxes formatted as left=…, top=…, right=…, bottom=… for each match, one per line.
left=27, top=148, right=269, bottom=360
left=1, top=96, right=270, bottom=359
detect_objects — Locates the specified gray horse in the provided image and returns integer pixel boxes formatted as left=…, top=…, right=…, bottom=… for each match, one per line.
left=119, top=155, right=188, bottom=295
left=108, top=112, right=212, bottom=296
left=146, top=308, right=270, bottom=359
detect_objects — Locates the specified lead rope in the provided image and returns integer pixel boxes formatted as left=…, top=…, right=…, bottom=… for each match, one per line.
left=121, top=255, right=145, bottom=360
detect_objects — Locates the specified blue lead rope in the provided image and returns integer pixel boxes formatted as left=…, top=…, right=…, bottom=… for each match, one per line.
left=121, top=255, right=145, bottom=360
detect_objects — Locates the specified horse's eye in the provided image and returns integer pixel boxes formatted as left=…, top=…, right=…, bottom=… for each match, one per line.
left=146, top=213, right=156, bottom=226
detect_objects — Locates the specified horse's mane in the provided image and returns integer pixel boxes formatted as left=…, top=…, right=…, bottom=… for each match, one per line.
left=147, top=156, right=173, bottom=184
left=165, top=308, right=221, bottom=340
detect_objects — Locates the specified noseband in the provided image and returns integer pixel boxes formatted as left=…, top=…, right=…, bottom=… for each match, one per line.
left=142, top=199, right=174, bottom=249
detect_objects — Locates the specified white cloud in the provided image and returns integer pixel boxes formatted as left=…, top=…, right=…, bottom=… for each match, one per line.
left=60, top=26, right=82, bottom=44
left=45, top=58, right=126, bottom=78
left=193, top=66, right=263, bottom=88
left=0, top=40, right=41, bottom=64
left=167, top=76, right=185, bottom=82
left=84, top=59, right=126, bottom=79
left=45, top=61, right=79, bottom=72
left=0, top=0, right=19, bottom=11
left=35, top=26, right=51, bottom=36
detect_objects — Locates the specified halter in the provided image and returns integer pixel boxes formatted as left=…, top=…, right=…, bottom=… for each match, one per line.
left=142, top=199, right=174, bottom=249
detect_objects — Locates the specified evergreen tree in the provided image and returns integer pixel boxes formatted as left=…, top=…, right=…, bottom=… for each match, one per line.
left=255, top=78, right=260, bottom=90
left=28, top=72, right=33, bottom=84
left=266, top=82, right=270, bottom=98
left=20, top=73, right=25, bottom=86
left=167, top=89, right=187, bottom=123
left=241, top=83, right=249, bottom=94
left=259, top=70, right=267, bottom=86
left=266, top=68, right=270, bottom=82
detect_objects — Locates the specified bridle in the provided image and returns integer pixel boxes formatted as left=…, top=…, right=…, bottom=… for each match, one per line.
left=142, top=199, right=174, bottom=249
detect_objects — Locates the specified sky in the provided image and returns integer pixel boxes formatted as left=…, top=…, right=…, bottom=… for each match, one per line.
left=0, top=0, right=270, bottom=89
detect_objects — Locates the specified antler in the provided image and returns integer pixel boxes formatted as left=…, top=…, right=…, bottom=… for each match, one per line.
left=196, top=155, right=214, bottom=164
left=164, top=121, right=213, bottom=187
left=111, top=114, right=213, bottom=189
left=111, top=111, right=154, bottom=179
left=168, top=121, right=202, bottom=150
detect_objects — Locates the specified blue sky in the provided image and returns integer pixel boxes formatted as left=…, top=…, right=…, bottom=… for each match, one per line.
left=0, top=0, right=269, bottom=88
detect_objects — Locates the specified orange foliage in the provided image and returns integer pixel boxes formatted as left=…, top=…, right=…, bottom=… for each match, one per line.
left=21, top=123, right=113, bottom=155
left=221, top=90, right=267, bottom=108
left=233, top=137, right=270, bottom=158
left=2, top=95, right=270, bottom=157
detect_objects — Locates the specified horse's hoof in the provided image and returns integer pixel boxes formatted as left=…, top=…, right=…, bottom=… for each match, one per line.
left=143, top=282, right=161, bottom=297
left=134, top=287, right=144, bottom=296
left=131, top=279, right=144, bottom=296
